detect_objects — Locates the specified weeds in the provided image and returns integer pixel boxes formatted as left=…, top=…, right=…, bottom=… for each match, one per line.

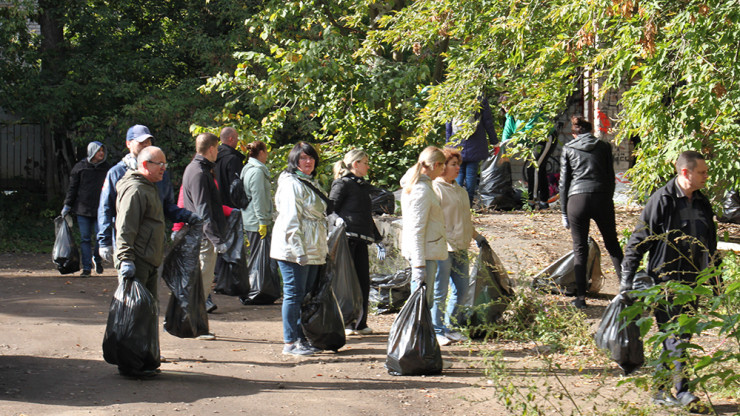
left=0, top=190, right=59, bottom=253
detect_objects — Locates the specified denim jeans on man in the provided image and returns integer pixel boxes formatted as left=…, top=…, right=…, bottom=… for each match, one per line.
left=456, top=161, right=479, bottom=205
left=77, top=215, right=100, bottom=272
left=409, top=260, right=438, bottom=306
left=278, top=261, right=320, bottom=344
left=432, top=250, right=469, bottom=335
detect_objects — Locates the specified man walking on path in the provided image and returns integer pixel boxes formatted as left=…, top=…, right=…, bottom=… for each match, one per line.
left=182, top=133, right=229, bottom=338
left=620, top=150, right=718, bottom=413
left=114, top=146, right=168, bottom=378
left=97, top=124, right=197, bottom=265
left=62, top=141, right=110, bottom=276
left=215, top=127, right=245, bottom=208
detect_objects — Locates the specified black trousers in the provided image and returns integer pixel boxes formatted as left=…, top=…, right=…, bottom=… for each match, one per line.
left=347, top=238, right=371, bottom=330
left=526, top=138, right=556, bottom=203
left=654, top=298, right=696, bottom=396
left=566, top=193, right=623, bottom=297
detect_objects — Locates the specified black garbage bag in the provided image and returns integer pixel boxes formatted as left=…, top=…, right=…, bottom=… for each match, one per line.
left=369, top=186, right=395, bottom=215
left=241, top=235, right=282, bottom=304
left=458, top=241, right=513, bottom=337
left=594, top=293, right=644, bottom=375
left=102, top=278, right=160, bottom=372
left=326, top=223, right=363, bottom=326
left=301, top=265, right=346, bottom=351
left=213, top=213, right=251, bottom=297
left=161, top=223, right=209, bottom=338
left=52, top=216, right=80, bottom=275
left=719, top=190, right=740, bottom=224
left=478, top=146, right=524, bottom=211
left=531, top=237, right=604, bottom=295
left=370, top=268, right=411, bottom=314
left=386, top=284, right=443, bottom=376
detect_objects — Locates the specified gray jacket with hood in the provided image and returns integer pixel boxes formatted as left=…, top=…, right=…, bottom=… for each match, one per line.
left=64, top=141, right=110, bottom=217
left=558, top=132, right=615, bottom=215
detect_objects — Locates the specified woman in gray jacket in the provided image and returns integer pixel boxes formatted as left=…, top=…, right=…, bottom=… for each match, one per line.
left=270, top=142, right=328, bottom=356
left=240, top=140, right=273, bottom=248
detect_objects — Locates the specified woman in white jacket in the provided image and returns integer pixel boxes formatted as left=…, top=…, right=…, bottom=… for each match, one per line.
left=432, top=148, right=487, bottom=346
left=271, top=142, right=328, bottom=356
left=401, top=146, right=448, bottom=305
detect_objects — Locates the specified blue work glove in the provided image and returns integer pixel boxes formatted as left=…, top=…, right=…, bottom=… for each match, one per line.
left=474, top=234, right=487, bottom=248
left=61, top=205, right=72, bottom=217
left=562, top=213, right=570, bottom=230
left=119, top=260, right=136, bottom=280
left=376, top=243, right=386, bottom=261
left=99, top=246, right=114, bottom=263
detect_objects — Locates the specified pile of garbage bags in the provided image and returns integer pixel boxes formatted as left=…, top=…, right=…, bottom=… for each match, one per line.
left=531, top=237, right=604, bottom=295
left=370, top=269, right=411, bottom=314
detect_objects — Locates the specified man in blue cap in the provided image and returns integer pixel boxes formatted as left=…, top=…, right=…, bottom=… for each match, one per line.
left=97, top=124, right=199, bottom=266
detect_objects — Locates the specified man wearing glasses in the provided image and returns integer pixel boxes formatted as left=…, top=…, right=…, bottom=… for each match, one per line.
left=97, top=124, right=198, bottom=268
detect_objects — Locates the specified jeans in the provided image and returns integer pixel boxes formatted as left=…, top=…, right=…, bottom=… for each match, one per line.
left=278, top=260, right=320, bottom=344
left=432, top=250, right=470, bottom=335
left=77, top=215, right=100, bottom=272
left=456, top=161, right=480, bottom=205
left=409, top=260, right=438, bottom=306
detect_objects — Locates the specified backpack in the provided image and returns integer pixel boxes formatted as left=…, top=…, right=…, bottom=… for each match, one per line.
left=229, top=171, right=251, bottom=210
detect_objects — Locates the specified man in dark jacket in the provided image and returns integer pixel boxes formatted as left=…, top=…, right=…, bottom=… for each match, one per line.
left=215, top=127, right=245, bottom=208
left=445, top=97, right=499, bottom=205
left=62, top=141, right=110, bottom=276
left=97, top=125, right=198, bottom=264
left=114, top=146, right=167, bottom=378
left=182, top=133, right=229, bottom=338
left=620, top=150, right=717, bottom=411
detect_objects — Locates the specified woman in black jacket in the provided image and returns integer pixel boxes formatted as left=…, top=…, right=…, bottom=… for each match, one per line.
left=559, top=116, right=623, bottom=309
left=330, top=149, right=385, bottom=335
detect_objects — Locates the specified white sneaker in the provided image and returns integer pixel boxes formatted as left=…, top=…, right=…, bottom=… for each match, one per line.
left=196, top=333, right=216, bottom=341
left=436, top=334, right=451, bottom=346
left=355, top=327, right=373, bottom=335
left=442, top=359, right=453, bottom=369
left=344, top=328, right=356, bottom=336
left=445, top=331, right=468, bottom=342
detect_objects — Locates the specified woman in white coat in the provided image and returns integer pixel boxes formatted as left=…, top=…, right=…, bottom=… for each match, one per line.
left=271, top=142, right=328, bottom=356
left=400, top=146, right=448, bottom=305
left=431, top=148, right=487, bottom=346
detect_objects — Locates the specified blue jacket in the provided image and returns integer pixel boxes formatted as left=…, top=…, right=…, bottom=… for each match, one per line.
left=97, top=154, right=191, bottom=248
left=445, top=97, right=498, bottom=162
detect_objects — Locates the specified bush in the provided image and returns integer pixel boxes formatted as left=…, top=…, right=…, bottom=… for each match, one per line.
left=0, top=189, right=59, bottom=253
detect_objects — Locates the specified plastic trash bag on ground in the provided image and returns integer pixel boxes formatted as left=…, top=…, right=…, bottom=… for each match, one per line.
left=386, top=284, right=443, bottom=376
left=458, top=241, right=514, bottom=337
left=531, top=237, right=604, bottom=295
left=370, top=268, right=411, bottom=314
left=478, top=146, right=524, bottom=211
left=241, top=235, right=282, bottom=304
left=52, top=215, right=80, bottom=275
left=594, top=293, right=644, bottom=375
left=213, top=213, right=251, bottom=297
left=719, top=190, right=740, bottom=224
left=327, top=223, right=363, bottom=326
left=301, top=265, right=346, bottom=351
left=102, top=278, right=160, bottom=372
left=161, top=223, right=209, bottom=338
left=369, top=186, right=395, bottom=215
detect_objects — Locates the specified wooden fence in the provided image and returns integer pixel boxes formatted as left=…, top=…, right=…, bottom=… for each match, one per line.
left=0, top=122, right=45, bottom=191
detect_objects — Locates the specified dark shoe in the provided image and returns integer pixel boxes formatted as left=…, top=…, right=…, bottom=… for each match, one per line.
left=677, top=392, right=710, bottom=414
left=570, top=298, right=587, bottom=309
left=93, top=257, right=104, bottom=274
left=206, top=294, right=217, bottom=313
left=118, top=367, right=159, bottom=379
left=652, top=390, right=680, bottom=407
left=298, top=339, right=322, bottom=353
left=239, top=296, right=253, bottom=305
left=80, top=270, right=91, bottom=277
left=537, top=201, right=549, bottom=210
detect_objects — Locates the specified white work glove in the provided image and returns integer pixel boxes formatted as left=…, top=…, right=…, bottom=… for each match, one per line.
left=335, top=216, right=345, bottom=227
left=61, top=205, right=72, bottom=217
left=99, top=246, right=114, bottom=263
left=170, top=229, right=181, bottom=242
left=376, top=243, right=386, bottom=261
left=562, top=213, right=570, bottom=230
left=296, top=255, right=308, bottom=266
left=411, top=267, right=426, bottom=285
left=119, top=260, right=136, bottom=280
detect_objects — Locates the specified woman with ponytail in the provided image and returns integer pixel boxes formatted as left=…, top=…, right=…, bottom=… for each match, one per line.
left=330, top=149, right=385, bottom=336
left=240, top=140, right=272, bottom=248
left=400, top=146, right=448, bottom=305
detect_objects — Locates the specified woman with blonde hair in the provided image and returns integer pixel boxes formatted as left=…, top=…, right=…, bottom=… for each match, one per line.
left=432, top=147, right=487, bottom=346
left=400, top=146, right=448, bottom=305
left=330, top=149, right=385, bottom=336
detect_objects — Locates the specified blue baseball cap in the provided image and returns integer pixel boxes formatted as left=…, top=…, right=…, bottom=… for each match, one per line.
left=126, top=124, right=154, bottom=142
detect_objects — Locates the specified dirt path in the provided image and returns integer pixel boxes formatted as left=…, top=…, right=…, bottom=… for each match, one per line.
left=0, top=210, right=737, bottom=416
